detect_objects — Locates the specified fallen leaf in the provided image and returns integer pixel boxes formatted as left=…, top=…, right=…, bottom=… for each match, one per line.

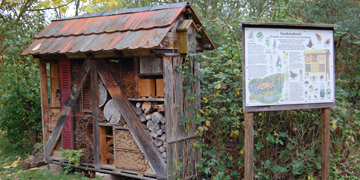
left=11, top=157, right=20, bottom=168
left=29, top=167, right=40, bottom=171
left=3, top=165, right=11, bottom=169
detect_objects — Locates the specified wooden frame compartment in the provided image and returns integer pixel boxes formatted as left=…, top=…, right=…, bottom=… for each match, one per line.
left=99, top=126, right=114, bottom=165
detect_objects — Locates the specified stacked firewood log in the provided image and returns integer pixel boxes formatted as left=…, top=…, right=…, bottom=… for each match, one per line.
left=132, top=101, right=166, bottom=160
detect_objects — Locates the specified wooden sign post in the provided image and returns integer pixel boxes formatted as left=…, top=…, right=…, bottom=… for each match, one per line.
left=244, top=112, right=254, bottom=180
left=321, top=108, right=330, bottom=180
left=241, top=22, right=338, bottom=180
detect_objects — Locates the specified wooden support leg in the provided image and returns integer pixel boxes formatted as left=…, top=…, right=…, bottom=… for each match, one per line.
left=39, top=62, right=50, bottom=145
left=321, top=108, right=330, bottom=180
left=244, top=112, right=254, bottom=180
left=90, top=60, right=100, bottom=168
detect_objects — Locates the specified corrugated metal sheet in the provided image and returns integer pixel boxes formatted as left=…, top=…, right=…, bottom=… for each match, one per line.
left=22, top=2, right=215, bottom=56
left=36, top=7, right=183, bottom=38
left=23, top=25, right=174, bottom=55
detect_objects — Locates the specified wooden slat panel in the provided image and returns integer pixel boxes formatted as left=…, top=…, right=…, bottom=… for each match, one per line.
left=139, top=57, right=163, bottom=74
left=90, top=60, right=100, bottom=167
left=44, top=60, right=91, bottom=157
left=134, top=57, right=140, bottom=98
left=96, top=59, right=166, bottom=179
left=50, top=63, right=60, bottom=107
left=193, top=60, right=201, bottom=177
left=39, top=62, right=50, bottom=144
left=185, top=58, right=196, bottom=136
left=164, top=56, right=175, bottom=178
left=174, top=56, right=185, bottom=177
left=59, top=60, right=74, bottom=150
left=321, top=108, right=330, bottom=180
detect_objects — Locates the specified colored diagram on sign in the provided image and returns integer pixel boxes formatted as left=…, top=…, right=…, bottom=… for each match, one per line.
left=248, top=73, right=285, bottom=104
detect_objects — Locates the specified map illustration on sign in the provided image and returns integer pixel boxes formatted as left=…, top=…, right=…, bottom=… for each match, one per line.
left=248, top=74, right=285, bottom=103
left=244, top=27, right=335, bottom=107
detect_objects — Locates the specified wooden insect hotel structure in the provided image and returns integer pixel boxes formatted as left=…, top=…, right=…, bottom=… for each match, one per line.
left=22, top=2, right=214, bottom=179
left=304, top=49, right=330, bottom=81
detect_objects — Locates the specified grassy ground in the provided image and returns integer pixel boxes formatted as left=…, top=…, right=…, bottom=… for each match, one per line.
left=0, top=131, right=101, bottom=180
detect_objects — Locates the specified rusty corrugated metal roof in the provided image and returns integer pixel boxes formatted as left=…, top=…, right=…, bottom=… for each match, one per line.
left=35, top=8, right=182, bottom=38
left=22, top=2, right=215, bottom=56
left=23, top=25, right=174, bottom=55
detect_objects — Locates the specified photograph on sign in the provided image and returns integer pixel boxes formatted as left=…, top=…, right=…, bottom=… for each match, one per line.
left=244, top=27, right=335, bottom=107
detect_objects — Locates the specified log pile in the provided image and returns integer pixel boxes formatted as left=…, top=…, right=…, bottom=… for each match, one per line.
left=134, top=101, right=166, bottom=160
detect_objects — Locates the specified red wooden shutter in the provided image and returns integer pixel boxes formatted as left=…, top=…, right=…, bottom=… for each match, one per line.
left=59, top=61, right=74, bottom=149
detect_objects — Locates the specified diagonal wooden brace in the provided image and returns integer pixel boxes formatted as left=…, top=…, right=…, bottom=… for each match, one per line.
left=96, top=59, right=167, bottom=179
left=44, top=59, right=91, bottom=157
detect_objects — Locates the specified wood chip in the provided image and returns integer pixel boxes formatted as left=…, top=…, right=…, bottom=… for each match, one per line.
left=142, top=101, right=152, bottom=114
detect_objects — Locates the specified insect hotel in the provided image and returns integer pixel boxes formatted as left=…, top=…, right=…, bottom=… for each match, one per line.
left=22, top=2, right=214, bottom=179
left=304, top=49, right=330, bottom=81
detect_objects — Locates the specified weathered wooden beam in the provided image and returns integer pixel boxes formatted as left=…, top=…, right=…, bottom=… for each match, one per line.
left=96, top=59, right=167, bottom=179
left=39, top=62, right=50, bottom=144
left=321, top=108, right=330, bottom=180
left=90, top=60, right=101, bottom=167
left=44, top=59, right=91, bottom=157
left=152, top=49, right=178, bottom=54
left=164, top=56, right=175, bottom=179
left=65, top=53, right=86, bottom=59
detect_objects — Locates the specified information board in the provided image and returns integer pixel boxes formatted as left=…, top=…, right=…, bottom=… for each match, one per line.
left=244, top=27, right=335, bottom=108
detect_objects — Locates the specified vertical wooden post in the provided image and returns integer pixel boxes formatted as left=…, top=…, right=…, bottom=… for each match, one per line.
left=90, top=59, right=100, bottom=167
left=321, top=108, right=330, bottom=180
left=244, top=112, right=254, bottom=180
left=39, top=61, right=50, bottom=147
left=164, top=55, right=175, bottom=179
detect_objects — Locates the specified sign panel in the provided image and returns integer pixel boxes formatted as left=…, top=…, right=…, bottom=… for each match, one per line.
left=244, top=27, right=335, bottom=109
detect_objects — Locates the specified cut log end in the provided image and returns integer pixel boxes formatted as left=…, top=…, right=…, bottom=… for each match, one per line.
left=147, top=120, right=155, bottom=131
left=98, top=85, right=108, bottom=107
left=104, top=99, right=121, bottom=123
left=152, top=112, right=164, bottom=124
left=139, top=113, right=146, bottom=122
left=155, top=138, right=163, bottom=147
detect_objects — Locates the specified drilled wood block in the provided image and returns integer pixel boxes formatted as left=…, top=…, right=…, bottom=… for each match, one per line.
left=156, top=79, right=164, bottom=97
left=138, top=79, right=156, bottom=97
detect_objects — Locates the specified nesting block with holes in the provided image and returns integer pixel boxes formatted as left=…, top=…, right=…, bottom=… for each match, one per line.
left=138, top=79, right=156, bottom=97
left=156, top=79, right=164, bottom=97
